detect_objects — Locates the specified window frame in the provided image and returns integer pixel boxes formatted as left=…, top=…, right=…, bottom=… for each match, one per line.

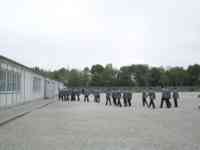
left=0, top=62, right=22, bottom=94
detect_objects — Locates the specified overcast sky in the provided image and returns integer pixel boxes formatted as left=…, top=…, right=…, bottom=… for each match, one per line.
left=0, top=0, right=200, bottom=70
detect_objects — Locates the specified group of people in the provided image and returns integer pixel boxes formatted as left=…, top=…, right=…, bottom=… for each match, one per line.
left=58, top=89, right=81, bottom=102
left=58, top=88, right=180, bottom=109
left=58, top=89, right=100, bottom=103
left=142, top=88, right=180, bottom=109
left=105, top=90, right=132, bottom=107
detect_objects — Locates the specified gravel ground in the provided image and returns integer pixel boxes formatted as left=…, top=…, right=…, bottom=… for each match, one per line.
left=0, top=92, right=200, bottom=150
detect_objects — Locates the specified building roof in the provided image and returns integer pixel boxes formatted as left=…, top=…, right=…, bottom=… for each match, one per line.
left=0, top=55, right=63, bottom=84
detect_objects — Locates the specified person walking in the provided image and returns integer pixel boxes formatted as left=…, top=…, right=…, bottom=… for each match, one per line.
left=142, top=90, right=148, bottom=107
left=172, top=88, right=180, bottom=108
left=148, top=89, right=156, bottom=109
left=160, top=88, right=171, bottom=109
left=105, top=90, right=112, bottom=106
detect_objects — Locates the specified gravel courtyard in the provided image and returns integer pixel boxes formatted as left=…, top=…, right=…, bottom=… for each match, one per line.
left=0, top=92, right=200, bottom=150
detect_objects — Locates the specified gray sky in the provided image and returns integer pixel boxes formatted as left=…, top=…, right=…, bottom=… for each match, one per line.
left=0, top=0, right=200, bottom=70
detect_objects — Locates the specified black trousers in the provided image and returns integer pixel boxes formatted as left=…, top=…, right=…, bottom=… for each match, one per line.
left=64, top=95, right=69, bottom=103
left=106, top=97, right=112, bottom=105
left=84, top=96, right=89, bottom=102
left=123, top=98, right=127, bottom=106
left=113, top=97, right=117, bottom=105
left=71, top=95, right=76, bottom=101
left=127, top=98, right=132, bottom=107
left=124, top=98, right=128, bottom=107
left=117, top=98, right=122, bottom=107
left=60, top=95, right=64, bottom=101
left=149, top=99, right=156, bottom=109
left=160, top=98, right=171, bottom=108
left=142, top=98, right=148, bottom=107
left=58, top=95, right=62, bottom=100
left=66, top=95, right=69, bottom=101
left=173, top=98, right=178, bottom=108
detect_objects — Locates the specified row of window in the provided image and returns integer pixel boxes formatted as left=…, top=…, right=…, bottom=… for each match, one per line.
left=0, top=68, right=42, bottom=93
left=33, top=77, right=42, bottom=92
left=0, top=69, right=21, bottom=92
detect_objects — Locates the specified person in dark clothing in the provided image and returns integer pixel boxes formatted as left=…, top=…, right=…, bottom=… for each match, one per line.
left=93, top=90, right=100, bottom=103
left=123, top=91, right=128, bottom=107
left=58, top=90, right=63, bottom=101
left=84, top=90, right=90, bottom=103
left=96, top=90, right=100, bottom=103
left=112, top=91, right=117, bottom=105
left=172, top=88, right=180, bottom=108
left=142, top=91, right=148, bottom=107
left=127, top=91, right=132, bottom=107
left=148, top=90, right=156, bottom=109
left=106, top=90, right=112, bottom=106
left=64, top=90, right=70, bottom=102
left=117, top=90, right=122, bottom=107
left=160, top=88, right=171, bottom=108
left=76, top=89, right=80, bottom=101
left=71, top=90, right=76, bottom=101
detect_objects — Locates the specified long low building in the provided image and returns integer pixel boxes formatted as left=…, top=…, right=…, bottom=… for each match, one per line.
left=0, top=55, right=64, bottom=108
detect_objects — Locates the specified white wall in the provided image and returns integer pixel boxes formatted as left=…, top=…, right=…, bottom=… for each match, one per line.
left=0, top=57, right=62, bottom=108
left=0, top=58, right=51, bottom=108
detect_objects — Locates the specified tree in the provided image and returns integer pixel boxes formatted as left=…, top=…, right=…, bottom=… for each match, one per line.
left=129, top=64, right=149, bottom=86
left=90, top=64, right=105, bottom=86
left=101, top=64, right=117, bottom=86
left=91, top=64, right=104, bottom=74
left=167, top=67, right=189, bottom=86
left=160, top=71, right=170, bottom=86
left=118, top=66, right=133, bottom=86
left=32, top=63, right=200, bottom=87
left=68, top=69, right=81, bottom=87
left=80, top=67, right=91, bottom=86
left=187, top=64, right=200, bottom=85
left=148, top=67, right=163, bottom=86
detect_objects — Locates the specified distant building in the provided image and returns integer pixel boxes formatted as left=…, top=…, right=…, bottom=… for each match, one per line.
left=0, top=55, right=64, bottom=108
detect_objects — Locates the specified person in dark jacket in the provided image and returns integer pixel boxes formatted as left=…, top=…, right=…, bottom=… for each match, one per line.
left=160, top=88, right=171, bottom=108
left=105, top=90, right=112, bottom=106
left=123, top=91, right=128, bottom=107
left=172, top=88, right=180, bottom=108
left=75, top=89, right=80, bottom=101
left=112, top=90, right=117, bottom=105
left=84, top=89, right=90, bottom=103
left=127, top=91, right=132, bottom=107
left=117, top=90, right=122, bottom=107
left=71, top=89, right=76, bottom=101
left=148, top=89, right=156, bottom=109
left=142, top=90, right=148, bottom=107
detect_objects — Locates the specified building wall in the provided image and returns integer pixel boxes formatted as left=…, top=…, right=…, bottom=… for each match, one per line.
left=0, top=57, right=64, bottom=108
left=0, top=58, right=23, bottom=107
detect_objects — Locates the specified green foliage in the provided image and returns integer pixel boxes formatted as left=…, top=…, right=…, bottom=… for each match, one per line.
left=33, top=64, right=200, bottom=87
left=187, top=64, right=200, bottom=85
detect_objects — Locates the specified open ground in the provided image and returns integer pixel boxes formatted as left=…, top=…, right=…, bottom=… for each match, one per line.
left=0, top=92, right=200, bottom=150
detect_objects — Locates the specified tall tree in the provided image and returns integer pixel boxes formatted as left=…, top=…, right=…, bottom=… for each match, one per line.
left=90, top=64, right=105, bottom=86
left=187, top=64, right=200, bottom=85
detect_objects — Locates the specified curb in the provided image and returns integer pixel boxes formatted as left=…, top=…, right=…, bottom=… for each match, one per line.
left=0, top=100, right=55, bottom=127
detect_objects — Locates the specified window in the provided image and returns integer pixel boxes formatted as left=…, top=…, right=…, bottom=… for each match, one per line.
left=0, top=67, right=6, bottom=91
left=0, top=66, right=21, bottom=92
left=16, top=72, right=21, bottom=91
left=7, top=70, right=14, bottom=91
left=33, top=77, right=41, bottom=92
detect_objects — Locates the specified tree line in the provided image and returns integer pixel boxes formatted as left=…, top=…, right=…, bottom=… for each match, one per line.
left=32, top=64, right=200, bottom=87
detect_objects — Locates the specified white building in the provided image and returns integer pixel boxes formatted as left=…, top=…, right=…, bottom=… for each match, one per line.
left=0, top=55, right=64, bottom=108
